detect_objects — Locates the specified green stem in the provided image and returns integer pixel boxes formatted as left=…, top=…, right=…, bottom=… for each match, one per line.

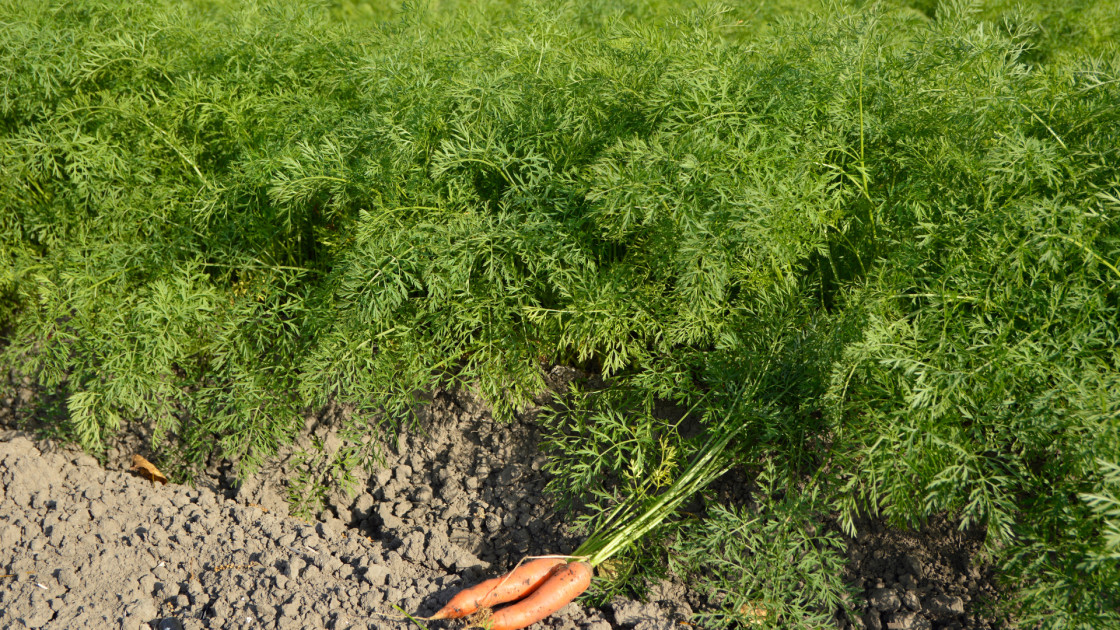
left=574, top=388, right=749, bottom=567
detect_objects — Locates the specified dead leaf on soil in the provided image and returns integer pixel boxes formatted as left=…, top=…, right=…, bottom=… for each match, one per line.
left=738, top=602, right=770, bottom=627
left=130, top=454, right=168, bottom=485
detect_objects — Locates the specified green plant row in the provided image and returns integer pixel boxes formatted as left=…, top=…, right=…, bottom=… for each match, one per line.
left=2, top=0, right=1117, bottom=627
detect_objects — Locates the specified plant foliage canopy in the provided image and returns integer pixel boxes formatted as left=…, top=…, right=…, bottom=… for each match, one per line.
left=2, top=0, right=1118, bottom=626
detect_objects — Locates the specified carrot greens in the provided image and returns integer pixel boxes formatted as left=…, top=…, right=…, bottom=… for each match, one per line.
left=2, top=0, right=1118, bottom=627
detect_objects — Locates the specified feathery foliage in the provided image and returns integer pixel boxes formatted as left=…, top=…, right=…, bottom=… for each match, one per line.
left=2, top=0, right=1118, bottom=626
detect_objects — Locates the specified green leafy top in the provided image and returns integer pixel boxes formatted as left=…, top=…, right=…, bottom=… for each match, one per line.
left=2, top=1, right=1118, bottom=626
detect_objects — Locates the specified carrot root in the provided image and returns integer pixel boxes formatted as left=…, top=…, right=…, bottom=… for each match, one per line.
left=430, top=557, right=567, bottom=620
left=485, top=561, right=593, bottom=630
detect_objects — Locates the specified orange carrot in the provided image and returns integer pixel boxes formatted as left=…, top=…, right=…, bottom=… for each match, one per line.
left=430, top=557, right=567, bottom=620
left=485, top=561, right=593, bottom=630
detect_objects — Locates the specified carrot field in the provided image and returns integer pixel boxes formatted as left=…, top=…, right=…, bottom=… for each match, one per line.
left=2, top=0, right=1118, bottom=627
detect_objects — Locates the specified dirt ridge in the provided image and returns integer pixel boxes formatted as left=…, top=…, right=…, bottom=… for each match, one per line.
left=1, top=376, right=1002, bottom=630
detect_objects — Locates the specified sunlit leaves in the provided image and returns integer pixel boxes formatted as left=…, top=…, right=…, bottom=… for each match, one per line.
left=1, top=0, right=1118, bottom=625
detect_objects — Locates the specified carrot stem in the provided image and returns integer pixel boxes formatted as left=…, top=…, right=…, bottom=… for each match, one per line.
left=574, top=383, right=751, bottom=568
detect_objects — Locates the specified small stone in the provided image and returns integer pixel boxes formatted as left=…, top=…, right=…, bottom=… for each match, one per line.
left=55, top=567, right=79, bottom=590
left=322, top=432, right=342, bottom=456
left=375, top=503, right=403, bottom=531
left=128, top=598, right=159, bottom=622
left=363, top=564, right=389, bottom=587
left=886, top=611, right=931, bottom=630
left=902, top=555, right=924, bottom=579
left=863, top=611, right=883, bottom=630
left=927, top=595, right=965, bottom=616
left=21, top=602, right=54, bottom=628
left=86, top=500, right=106, bottom=520
left=613, top=600, right=662, bottom=626
left=401, top=531, right=426, bottom=563
left=870, top=588, right=901, bottom=612
left=0, top=523, right=21, bottom=549
left=413, top=485, right=433, bottom=503
left=902, top=590, right=921, bottom=611
left=317, top=518, right=343, bottom=539
left=353, top=493, right=375, bottom=514
left=279, top=559, right=297, bottom=579
left=374, top=468, right=391, bottom=486
left=73, top=454, right=99, bottom=468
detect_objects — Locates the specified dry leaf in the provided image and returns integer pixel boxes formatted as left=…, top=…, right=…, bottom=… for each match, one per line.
left=595, top=558, right=626, bottom=580
left=130, top=454, right=168, bottom=485
left=738, top=602, right=769, bottom=627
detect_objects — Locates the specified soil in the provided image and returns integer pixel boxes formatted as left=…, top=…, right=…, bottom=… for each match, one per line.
left=0, top=370, right=1007, bottom=630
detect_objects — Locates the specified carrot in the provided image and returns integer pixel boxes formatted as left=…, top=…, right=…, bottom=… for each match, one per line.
left=430, top=557, right=567, bottom=620
left=485, top=561, right=593, bottom=630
